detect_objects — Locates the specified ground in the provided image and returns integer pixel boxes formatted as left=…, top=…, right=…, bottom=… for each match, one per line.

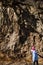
left=0, top=53, right=43, bottom=65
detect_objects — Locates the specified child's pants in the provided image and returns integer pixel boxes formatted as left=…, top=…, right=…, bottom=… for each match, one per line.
left=33, top=60, right=39, bottom=65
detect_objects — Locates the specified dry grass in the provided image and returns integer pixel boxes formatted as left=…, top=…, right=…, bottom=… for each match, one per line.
left=25, top=55, right=32, bottom=62
left=0, top=52, right=11, bottom=61
left=39, top=58, right=43, bottom=64
left=25, top=55, right=43, bottom=64
left=0, top=52, right=43, bottom=64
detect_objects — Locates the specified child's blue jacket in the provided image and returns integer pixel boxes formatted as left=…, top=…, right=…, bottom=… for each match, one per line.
left=31, top=50, right=38, bottom=62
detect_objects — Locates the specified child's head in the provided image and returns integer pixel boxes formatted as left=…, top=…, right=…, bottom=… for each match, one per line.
left=32, top=46, right=35, bottom=50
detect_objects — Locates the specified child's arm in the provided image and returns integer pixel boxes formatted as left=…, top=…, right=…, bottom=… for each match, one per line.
left=36, top=50, right=43, bottom=58
left=37, top=53, right=43, bottom=58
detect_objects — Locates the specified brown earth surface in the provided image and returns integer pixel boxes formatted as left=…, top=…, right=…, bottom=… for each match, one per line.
left=0, top=52, right=43, bottom=65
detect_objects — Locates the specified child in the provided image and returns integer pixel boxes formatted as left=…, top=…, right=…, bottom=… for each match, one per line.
left=31, top=46, right=39, bottom=65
